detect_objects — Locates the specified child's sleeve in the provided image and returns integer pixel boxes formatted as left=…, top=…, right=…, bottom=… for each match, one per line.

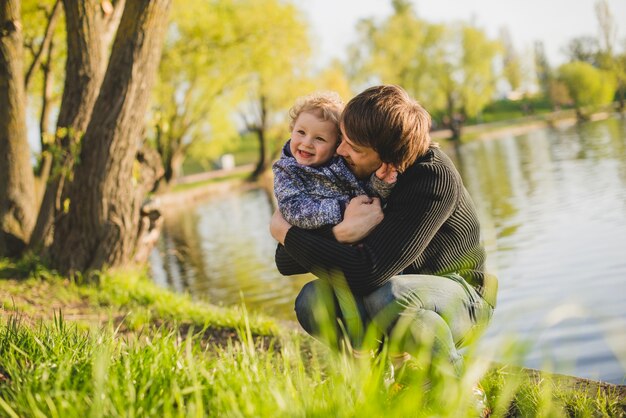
left=368, top=172, right=395, bottom=199
left=273, top=160, right=346, bottom=229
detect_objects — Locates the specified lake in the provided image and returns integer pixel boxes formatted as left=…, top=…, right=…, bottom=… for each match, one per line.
left=150, top=116, right=626, bottom=384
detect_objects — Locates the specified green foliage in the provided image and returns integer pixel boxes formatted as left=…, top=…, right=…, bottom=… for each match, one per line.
left=500, top=28, right=523, bottom=92
left=351, top=3, right=445, bottom=105
left=557, top=61, right=617, bottom=116
left=458, top=25, right=501, bottom=119
left=239, top=0, right=314, bottom=168
left=151, top=0, right=257, bottom=180
left=350, top=5, right=501, bottom=131
left=151, top=0, right=313, bottom=181
left=312, top=59, right=355, bottom=103
left=470, top=96, right=554, bottom=124
left=534, top=41, right=553, bottom=98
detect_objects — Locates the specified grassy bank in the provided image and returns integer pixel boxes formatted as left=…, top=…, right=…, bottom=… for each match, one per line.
left=1, top=259, right=624, bottom=417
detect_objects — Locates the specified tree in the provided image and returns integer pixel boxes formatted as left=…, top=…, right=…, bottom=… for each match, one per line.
left=595, top=0, right=616, bottom=56
left=594, top=0, right=624, bottom=110
left=458, top=25, right=501, bottom=121
left=151, top=0, right=258, bottom=188
left=613, top=52, right=626, bottom=111
left=20, top=0, right=65, bottom=204
left=548, top=79, right=572, bottom=109
left=22, top=0, right=123, bottom=190
left=500, top=27, right=523, bottom=93
left=352, top=1, right=444, bottom=103
left=48, top=0, right=171, bottom=273
left=28, top=0, right=125, bottom=251
left=239, top=0, right=311, bottom=181
left=428, top=23, right=500, bottom=138
left=563, top=36, right=600, bottom=66
left=314, top=61, right=354, bottom=103
left=557, top=61, right=616, bottom=120
left=534, top=41, right=553, bottom=99
left=0, top=0, right=37, bottom=256
left=350, top=2, right=500, bottom=139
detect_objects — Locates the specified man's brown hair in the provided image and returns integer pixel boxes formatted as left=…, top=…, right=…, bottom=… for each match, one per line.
left=341, top=85, right=433, bottom=172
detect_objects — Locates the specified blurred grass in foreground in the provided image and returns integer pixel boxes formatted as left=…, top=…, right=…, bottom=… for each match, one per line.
left=0, top=258, right=624, bottom=417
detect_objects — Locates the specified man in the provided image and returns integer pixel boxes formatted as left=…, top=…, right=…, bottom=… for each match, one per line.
left=270, top=85, right=497, bottom=379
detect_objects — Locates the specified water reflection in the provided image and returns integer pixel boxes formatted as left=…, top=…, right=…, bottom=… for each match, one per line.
left=152, top=189, right=314, bottom=317
left=150, top=117, right=626, bottom=383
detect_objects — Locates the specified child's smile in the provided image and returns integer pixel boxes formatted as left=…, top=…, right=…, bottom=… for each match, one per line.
left=290, top=111, right=339, bottom=167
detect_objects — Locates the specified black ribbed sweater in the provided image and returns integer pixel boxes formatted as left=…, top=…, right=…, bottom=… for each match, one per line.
left=275, top=146, right=498, bottom=307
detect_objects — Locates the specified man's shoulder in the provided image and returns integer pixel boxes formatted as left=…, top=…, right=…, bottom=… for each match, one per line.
left=407, top=147, right=455, bottom=173
left=399, top=147, right=461, bottom=193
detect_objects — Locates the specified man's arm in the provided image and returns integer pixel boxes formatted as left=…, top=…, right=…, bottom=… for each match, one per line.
left=331, top=195, right=384, bottom=244
left=271, top=213, right=337, bottom=275
left=274, top=244, right=308, bottom=275
left=281, top=163, right=460, bottom=296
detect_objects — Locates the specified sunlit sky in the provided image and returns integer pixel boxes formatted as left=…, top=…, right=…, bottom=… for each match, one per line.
left=295, top=0, right=626, bottom=67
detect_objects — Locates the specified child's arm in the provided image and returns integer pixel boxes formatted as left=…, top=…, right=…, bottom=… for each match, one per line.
left=369, top=162, right=398, bottom=199
left=273, top=160, right=347, bottom=229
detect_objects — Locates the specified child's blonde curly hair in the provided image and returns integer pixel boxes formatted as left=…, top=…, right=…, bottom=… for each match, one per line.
left=288, top=91, right=344, bottom=133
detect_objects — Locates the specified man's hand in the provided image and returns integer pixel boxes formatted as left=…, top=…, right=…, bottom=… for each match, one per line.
left=270, top=210, right=292, bottom=245
left=332, top=195, right=384, bottom=244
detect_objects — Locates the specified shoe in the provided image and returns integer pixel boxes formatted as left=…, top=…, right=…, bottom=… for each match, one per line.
left=472, top=383, right=491, bottom=417
left=394, top=358, right=427, bottom=387
left=382, top=361, right=395, bottom=389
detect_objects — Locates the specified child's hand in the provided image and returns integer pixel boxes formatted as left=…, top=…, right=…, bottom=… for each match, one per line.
left=376, top=163, right=398, bottom=184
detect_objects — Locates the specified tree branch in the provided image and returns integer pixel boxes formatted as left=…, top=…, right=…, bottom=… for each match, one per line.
left=24, top=0, right=62, bottom=90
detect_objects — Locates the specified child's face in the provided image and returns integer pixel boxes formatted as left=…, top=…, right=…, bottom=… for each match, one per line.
left=290, top=111, right=339, bottom=167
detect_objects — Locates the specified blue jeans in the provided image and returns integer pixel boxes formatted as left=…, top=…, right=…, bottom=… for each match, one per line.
left=294, top=274, right=494, bottom=372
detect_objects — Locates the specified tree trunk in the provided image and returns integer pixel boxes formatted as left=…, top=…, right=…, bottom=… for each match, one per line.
left=249, top=94, right=268, bottom=181
left=249, top=128, right=267, bottom=180
left=165, top=148, right=185, bottom=184
left=49, top=0, right=171, bottom=274
left=445, top=94, right=462, bottom=141
left=30, top=0, right=109, bottom=251
left=133, top=145, right=164, bottom=264
left=0, top=0, right=36, bottom=257
left=575, top=106, right=588, bottom=122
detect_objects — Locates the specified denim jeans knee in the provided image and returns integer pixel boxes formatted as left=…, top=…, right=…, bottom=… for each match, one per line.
left=294, top=281, right=320, bottom=335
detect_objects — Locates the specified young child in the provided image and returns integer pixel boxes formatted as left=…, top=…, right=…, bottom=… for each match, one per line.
left=272, top=91, right=397, bottom=349
left=272, top=91, right=396, bottom=230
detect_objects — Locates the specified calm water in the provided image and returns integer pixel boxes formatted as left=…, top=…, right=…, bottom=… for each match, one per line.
left=150, top=117, right=626, bottom=384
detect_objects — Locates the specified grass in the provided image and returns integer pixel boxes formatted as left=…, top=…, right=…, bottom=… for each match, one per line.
left=1, top=258, right=624, bottom=417
left=0, top=256, right=277, bottom=337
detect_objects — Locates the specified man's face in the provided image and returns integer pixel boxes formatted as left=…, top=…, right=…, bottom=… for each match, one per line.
left=337, top=123, right=382, bottom=179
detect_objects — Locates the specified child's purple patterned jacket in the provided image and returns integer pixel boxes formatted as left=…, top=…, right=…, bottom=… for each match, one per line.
left=272, top=140, right=369, bottom=229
